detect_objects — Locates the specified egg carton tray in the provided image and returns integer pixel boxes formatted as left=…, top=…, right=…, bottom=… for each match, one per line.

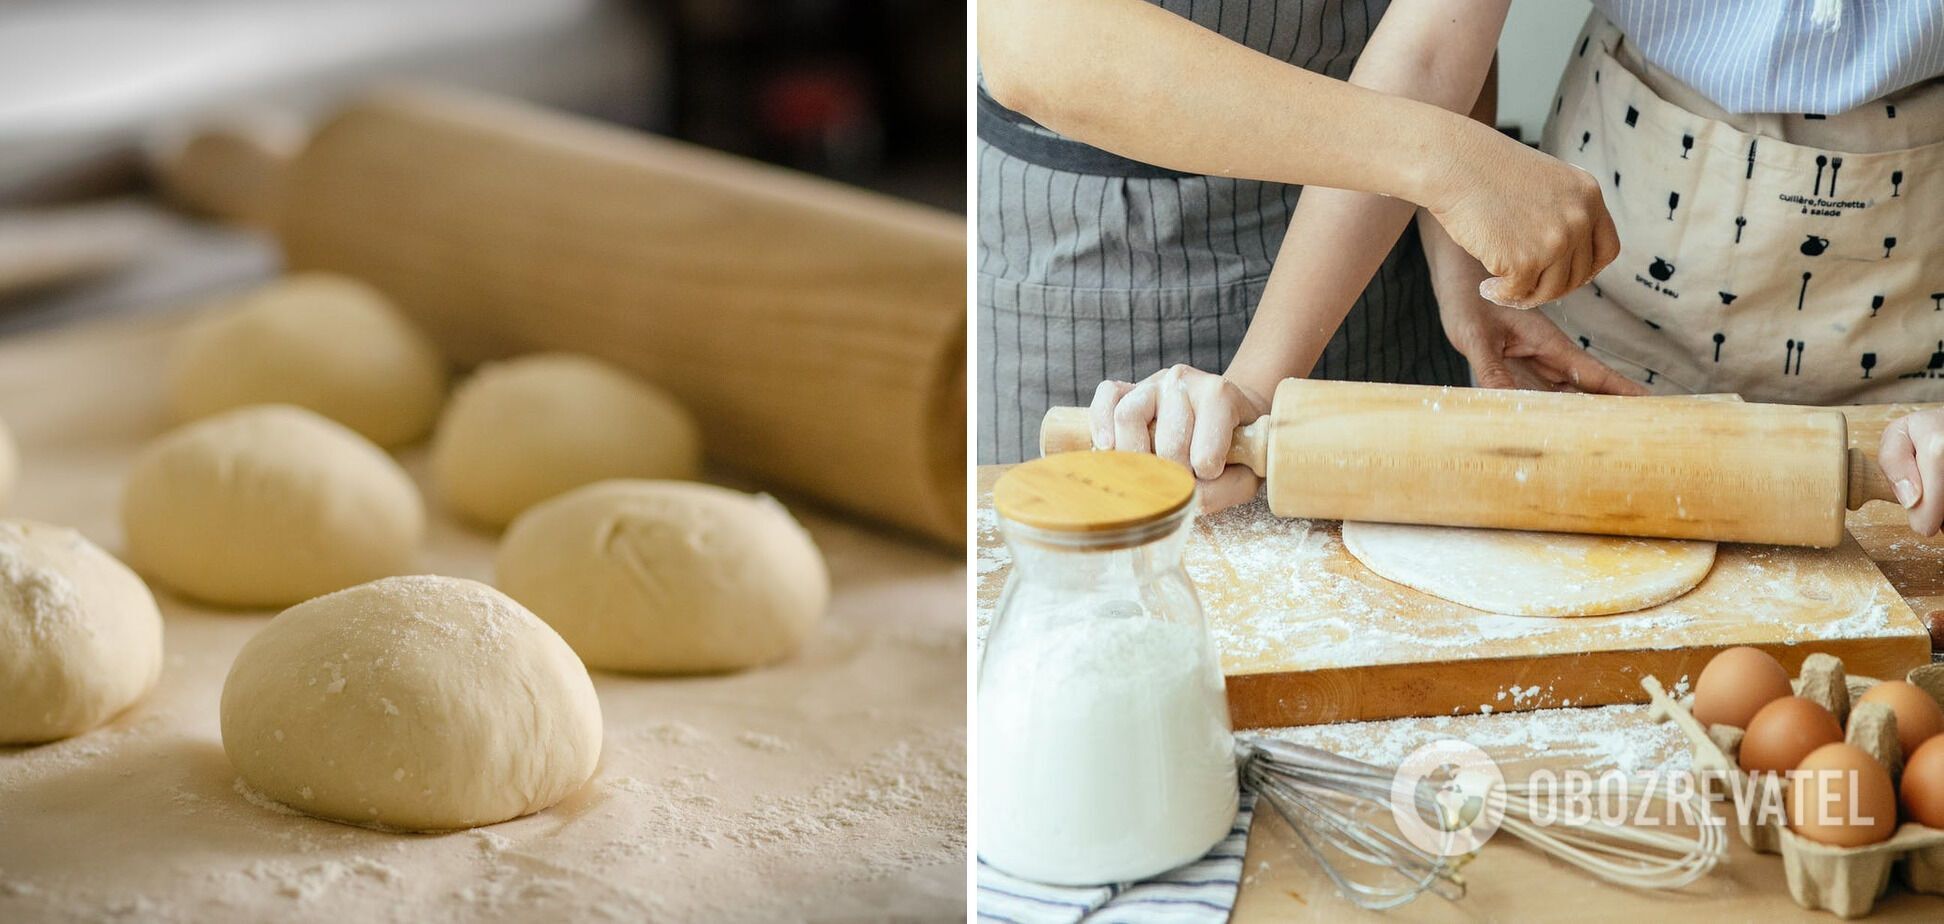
left=1641, top=658, right=1944, bottom=919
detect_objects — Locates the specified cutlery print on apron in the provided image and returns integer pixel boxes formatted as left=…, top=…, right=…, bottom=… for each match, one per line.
left=1536, top=16, right=1944, bottom=404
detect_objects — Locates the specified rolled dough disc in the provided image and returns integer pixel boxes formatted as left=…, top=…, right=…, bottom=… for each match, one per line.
left=1339, top=521, right=1717, bottom=617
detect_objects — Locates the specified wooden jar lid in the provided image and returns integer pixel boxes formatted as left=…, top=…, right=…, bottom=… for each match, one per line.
left=993, top=451, right=1195, bottom=533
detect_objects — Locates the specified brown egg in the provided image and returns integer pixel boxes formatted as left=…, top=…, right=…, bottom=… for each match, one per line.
left=1740, top=696, right=1844, bottom=774
left=1856, top=680, right=1944, bottom=757
left=1904, top=736, right=1944, bottom=829
left=1691, top=646, right=1793, bottom=729
left=1789, top=743, right=1900, bottom=847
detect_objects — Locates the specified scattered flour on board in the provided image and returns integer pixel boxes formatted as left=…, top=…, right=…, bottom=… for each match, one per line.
left=238, top=857, right=400, bottom=901
left=1260, top=704, right=1693, bottom=777
left=232, top=778, right=306, bottom=818
left=642, top=721, right=707, bottom=746
left=1182, top=499, right=1903, bottom=670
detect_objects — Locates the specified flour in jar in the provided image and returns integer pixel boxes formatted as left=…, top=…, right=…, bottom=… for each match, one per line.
left=977, top=604, right=1238, bottom=885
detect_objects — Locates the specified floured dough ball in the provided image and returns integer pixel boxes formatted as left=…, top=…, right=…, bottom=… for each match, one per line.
left=0, top=416, right=15, bottom=510
left=0, top=519, right=163, bottom=744
left=496, top=480, right=827, bottom=673
left=166, top=273, right=447, bottom=447
left=431, top=354, right=700, bottom=528
left=220, top=575, right=602, bottom=831
left=122, top=405, right=422, bottom=607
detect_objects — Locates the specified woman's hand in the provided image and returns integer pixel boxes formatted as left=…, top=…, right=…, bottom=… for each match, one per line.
left=1438, top=295, right=1647, bottom=395
left=1421, top=127, right=1620, bottom=310
left=1089, top=366, right=1271, bottom=512
left=1878, top=410, right=1944, bottom=536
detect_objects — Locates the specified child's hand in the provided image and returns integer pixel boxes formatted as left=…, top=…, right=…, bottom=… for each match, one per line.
left=1878, top=410, right=1944, bottom=536
left=1438, top=295, right=1648, bottom=395
left=1088, top=366, right=1270, bottom=512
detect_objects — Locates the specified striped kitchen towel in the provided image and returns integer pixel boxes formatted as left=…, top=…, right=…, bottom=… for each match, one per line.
left=975, top=794, right=1255, bottom=924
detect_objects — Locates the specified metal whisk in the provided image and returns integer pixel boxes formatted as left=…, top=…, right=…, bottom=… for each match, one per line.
left=1239, top=735, right=1726, bottom=910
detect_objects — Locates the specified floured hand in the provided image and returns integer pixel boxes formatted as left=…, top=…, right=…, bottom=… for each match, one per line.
left=1088, top=366, right=1270, bottom=513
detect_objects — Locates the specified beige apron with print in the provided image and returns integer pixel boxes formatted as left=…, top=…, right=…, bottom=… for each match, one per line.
left=1541, top=15, right=1944, bottom=404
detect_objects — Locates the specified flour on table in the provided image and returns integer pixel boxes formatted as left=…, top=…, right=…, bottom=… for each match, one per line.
left=1340, top=521, right=1718, bottom=618
left=1261, top=704, right=1693, bottom=777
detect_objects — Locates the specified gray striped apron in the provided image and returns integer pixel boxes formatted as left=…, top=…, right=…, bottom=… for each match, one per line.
left=976, top=0, right=1467, bottom=464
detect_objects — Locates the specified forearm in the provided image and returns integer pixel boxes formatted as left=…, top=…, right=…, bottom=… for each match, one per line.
left=1225, top=186, right=1419, bottom=396
left=1225, top=1, right=1509, bottom=396
left=978, top=0, right=1487, bottom=206
left=1417, top=55, right=1502, bottom=316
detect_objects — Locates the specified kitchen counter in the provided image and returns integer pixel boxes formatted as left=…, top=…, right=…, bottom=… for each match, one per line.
left=977, top=463, right=1944, bottom=921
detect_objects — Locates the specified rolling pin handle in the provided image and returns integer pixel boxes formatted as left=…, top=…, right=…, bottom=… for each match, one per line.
left=1038, top=406, right=1095, bottom=456
left=1846, top=447, right=1900, bottom=510
left=1036, top=405, right=1270, bottom=478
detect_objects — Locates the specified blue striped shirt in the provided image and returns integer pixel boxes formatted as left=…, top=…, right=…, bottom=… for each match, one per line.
left=1594, top=1, right=1944, bottom=115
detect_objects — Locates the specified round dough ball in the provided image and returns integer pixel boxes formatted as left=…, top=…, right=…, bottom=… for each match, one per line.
left=431, top=354, right=700, bottom=528
left=0, top=416, right=15, bottom=511
left=167, top=273, right=447, bottom=447
left=122, top=405, right=423, bottom=607
left=0, top=519, right=163, bottom=744
left=496, top=480, right=827, bottom=673
left=220, top=575, right=602, bottom=831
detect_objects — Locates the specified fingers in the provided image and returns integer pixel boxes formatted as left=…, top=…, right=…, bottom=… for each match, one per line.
left=1567, top=224, right=1594, bottom=300
left=1877, top=416, right=1921, bottom=513
left=1886, top=414, right=1944, bottom=536
left=1916, top=421, right=1944, bottom=537
left=1086, top=368, right=1260, bottom=483
left=1548, top=344, right=1649, bottom=396
left=1189, top=385, right=1241, bottom=481
left=1111, top=378, right=1161, bottom=453
left=1088, top=380, right=1134, bottom=449
left=1590, top=205, right=1620, bottom=276
left=1469, top=355, right=1518, bottom=390
left=1153, top=370, right=1195, bottom=470
left=1478, top=273, right=1533, bottom=309
left=1197, top=465, right=1262, bottom=514
left=1523, top=261, right=1573, bottom=308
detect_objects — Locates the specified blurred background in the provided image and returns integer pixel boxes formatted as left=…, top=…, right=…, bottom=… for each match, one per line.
left=0, top=0, right=965, bottom=335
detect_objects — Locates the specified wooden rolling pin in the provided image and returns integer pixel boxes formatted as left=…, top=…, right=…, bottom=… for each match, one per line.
left=166, top=86, right=966, bottom=545
left=1039, top=379, right=1906, bottom=548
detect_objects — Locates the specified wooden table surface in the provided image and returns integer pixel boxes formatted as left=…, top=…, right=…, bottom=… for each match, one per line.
left=976, top=463, right=1944, bottom=921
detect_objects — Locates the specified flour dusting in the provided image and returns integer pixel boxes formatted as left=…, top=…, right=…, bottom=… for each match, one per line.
left=1261, top=704, right=1692, bottom=777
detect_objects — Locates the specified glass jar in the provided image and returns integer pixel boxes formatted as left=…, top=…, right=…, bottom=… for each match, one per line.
left=977, top=451, right=1238, bottom=886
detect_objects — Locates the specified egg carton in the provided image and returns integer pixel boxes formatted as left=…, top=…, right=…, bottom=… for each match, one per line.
left=1640, top=658, right=1944, bottom=918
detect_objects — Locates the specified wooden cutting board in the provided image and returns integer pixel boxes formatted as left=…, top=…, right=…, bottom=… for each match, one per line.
left=975, top=468, right=1933, bottom=728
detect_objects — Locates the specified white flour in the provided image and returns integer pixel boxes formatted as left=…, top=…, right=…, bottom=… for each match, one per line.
left=978, top=607, right=1238, bottom=885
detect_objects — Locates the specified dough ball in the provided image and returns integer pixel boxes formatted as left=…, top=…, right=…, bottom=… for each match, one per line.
left=0, top=519, right=163, bottom=744
left=0, top=416, right=15, bottom=511
left=220, top=575, right=602, bottom=831
left=431, top=354, right=700, bottom=528
left=496, top=480, right=827, bottom=673
left=122, top=405, right=423, bottom=608
left=167, top=273, right=447, bottom=447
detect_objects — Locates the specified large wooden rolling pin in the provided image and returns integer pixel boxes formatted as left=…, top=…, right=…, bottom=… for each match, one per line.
left=1039, top=379, right=1908, bottom=548
left=192, top=86, right=965, bottom=545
